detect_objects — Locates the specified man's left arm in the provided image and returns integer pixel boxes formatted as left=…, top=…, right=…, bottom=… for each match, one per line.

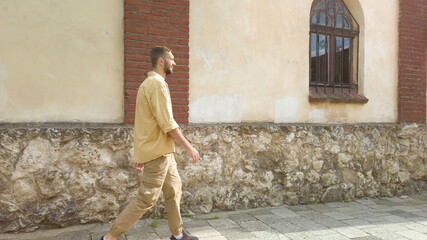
left=168, top=128, right=200, bottom=164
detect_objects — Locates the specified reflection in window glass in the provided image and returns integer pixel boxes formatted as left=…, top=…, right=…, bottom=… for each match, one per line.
left=327, top=0, right=334, bottom=15
left=312, top=12, right=329, bottom=25
left=311, top=33, right=318, bottom=81
left=343, top=38, right=351, bottom=83
left=335, top=37, right=342, bottom=83
left=311, top=34, right=329, bottom=83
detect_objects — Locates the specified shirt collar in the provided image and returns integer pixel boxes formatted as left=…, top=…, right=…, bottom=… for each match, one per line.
left=147, top=71, right=165, bottom=82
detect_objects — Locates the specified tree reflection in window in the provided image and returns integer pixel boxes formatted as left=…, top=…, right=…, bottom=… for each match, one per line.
left=310, top=0, right=359, bottom=93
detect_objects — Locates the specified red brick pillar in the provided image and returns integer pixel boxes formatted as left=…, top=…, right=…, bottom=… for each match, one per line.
left=398, top=0, right=427, bottom=123
left=124, top=0, right=190, bottom=125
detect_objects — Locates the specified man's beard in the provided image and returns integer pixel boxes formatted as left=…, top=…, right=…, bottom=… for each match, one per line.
left=164, top=63, right=173, bottom=75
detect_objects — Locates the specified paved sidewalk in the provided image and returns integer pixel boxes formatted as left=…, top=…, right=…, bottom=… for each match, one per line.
left=1, top=194, right=426, bottom=240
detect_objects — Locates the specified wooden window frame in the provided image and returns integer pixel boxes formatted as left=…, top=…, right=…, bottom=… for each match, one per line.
left=309, top=0, right=368, bottom=103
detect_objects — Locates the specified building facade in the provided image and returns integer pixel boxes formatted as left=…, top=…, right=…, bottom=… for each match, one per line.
left=0, top=0, right=426, bottom=233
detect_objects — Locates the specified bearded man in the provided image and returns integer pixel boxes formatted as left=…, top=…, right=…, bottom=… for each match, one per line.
left=102, top=46, right=200, bottom=240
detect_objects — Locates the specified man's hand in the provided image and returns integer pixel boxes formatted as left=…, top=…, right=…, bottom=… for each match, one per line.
left=187, top=146, right=200, bottom=164
left=168, top=128, right=200, bottom=164
left=134, top=162, right=145, bottom=171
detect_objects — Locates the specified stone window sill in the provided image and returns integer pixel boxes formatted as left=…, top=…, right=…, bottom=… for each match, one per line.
left=309, top=91, right=369, bottom=103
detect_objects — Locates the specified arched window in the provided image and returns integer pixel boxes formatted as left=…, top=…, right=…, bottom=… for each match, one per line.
left=310, top=0, right=363, bottom=101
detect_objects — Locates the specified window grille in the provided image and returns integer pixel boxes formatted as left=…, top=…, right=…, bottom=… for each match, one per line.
left=309, top=0, right=359, bottom=95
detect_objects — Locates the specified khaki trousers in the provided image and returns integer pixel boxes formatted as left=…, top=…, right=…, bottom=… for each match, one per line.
left=109, top=154, right=183, bottom=237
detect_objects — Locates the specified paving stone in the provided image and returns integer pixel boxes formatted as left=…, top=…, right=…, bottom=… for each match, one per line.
left=363, top=227, right=411, bottom=240
left=377, top=223, right=409, bottom=232
left=271, top=208, right=299, bottom=218
left=309, top=229, right=340, bottom=236
left=308, top=204, right=334, bottom=213
left=387, top=210, right=420, bottom=219
left=405, top=199, right=427, bottom=206
left=379, top=214, right=410, bottom=224
left=186, top=226, right=222, bottom=238
left=239, top=220, right=271, bottom=232
left=368, top=204, right=394, bottom=211
left=399, top=222, right=427, bottom=233
left=153, top=224, right=171, bottom=238
left=386, top=197, right=410, bottom=203
left=183, top=219, right=210, bottom=228
left=347, top=202, right=372, bottom=210
left=148, top=218, right=169, bottom=227
left=286, top=231, right=350, bottom=240
left=415, top=206, right=427, bottom=212
left=323, top=211, right=354, bottom=220
left=286, top=205, right=310, bottom=212
left=334, top=226, right=370, bottom=238
left=373, top=199, right=399, bottom=206
left=248, top=208, right=274, bottom=216
left=270, top=221, right=302, bottom=233
left=408, top=217, right=427, bottom=226
left=335, top=206, right=366, bottom=216
left=296, top=210, right=325, bottom=220
left=342, top=218, right=372, bottom=228
left=41, top=230, right=92, bottom=240
left=313, top=217, right=348, bottom=228
left=362, top=216, right=389, bottom=224
left=365, top=210, right=392, bottom=217
left=216, top=227, right=257, bottom=240
left=411, top=211, right=426, bottom=218
left=207, top=218, right=239, bottom=229
left=126, top=219, right=156, bottom=236
left=309, top=234, right=351, bottom=240
left=201, top=236, right=228, bottom=240
left=351, top=236, right=382, bottom=240
left=356, top=199, right=377, bottom=205
left=251, top=230, right=290, bottom=240
left=284, top=231, right=317, bottom=239
left=127, top=232, right=160, bottom=240
left=228, top=213, right=257, bottom=223
left=182, top=217, right=193, bottom=223
left=3, top=225, right=97, bottom=240
left=325, top=202, right=351, bottom=208
left=392, top=211, right=423, bottom=221
left=395, top=230, right=427, bottom=240
left=412, top=195, right=427, bottom=201
left=90, top=224, right=126, bottom=240
left=254, top=213, right=285, bottom=225
left=284, top=217, right=326, bottom=231
left=392, top=206, right=425, bottom=213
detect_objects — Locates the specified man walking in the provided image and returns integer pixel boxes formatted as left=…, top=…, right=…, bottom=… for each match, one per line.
left=102, top=46, right=200, bottom=240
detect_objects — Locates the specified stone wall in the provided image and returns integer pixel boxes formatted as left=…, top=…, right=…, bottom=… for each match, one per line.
left=0, top=124, right=426, bottom=233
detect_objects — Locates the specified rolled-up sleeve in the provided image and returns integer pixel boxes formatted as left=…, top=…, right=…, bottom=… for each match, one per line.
left=149, top=81, right=179, bottom=134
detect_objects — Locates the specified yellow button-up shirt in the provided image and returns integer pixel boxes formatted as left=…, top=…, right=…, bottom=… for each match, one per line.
left=133, top=71, right=179, bottom=163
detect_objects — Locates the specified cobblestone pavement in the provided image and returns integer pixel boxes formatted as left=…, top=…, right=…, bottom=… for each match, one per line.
left=1, top=194, right=426, bottom=240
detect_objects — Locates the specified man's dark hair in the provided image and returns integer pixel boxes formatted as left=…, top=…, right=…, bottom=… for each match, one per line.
left=150, top=46, right=172, bottom=68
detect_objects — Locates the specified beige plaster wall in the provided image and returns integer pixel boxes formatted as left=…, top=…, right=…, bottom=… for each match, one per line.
left=0, top=0, right=124, bottom=123
left=189, top=0, right=399, bottom=123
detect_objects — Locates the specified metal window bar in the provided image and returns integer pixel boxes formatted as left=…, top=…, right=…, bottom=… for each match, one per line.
left=324, top=12, right=328, bottom=93
left=349, top=37, right=353, bottom=93
left=341, top=16, right=344, bottom=93
left=316, top=12, right=320, bottom=92
left=331, top=1, right=336, bottom=93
